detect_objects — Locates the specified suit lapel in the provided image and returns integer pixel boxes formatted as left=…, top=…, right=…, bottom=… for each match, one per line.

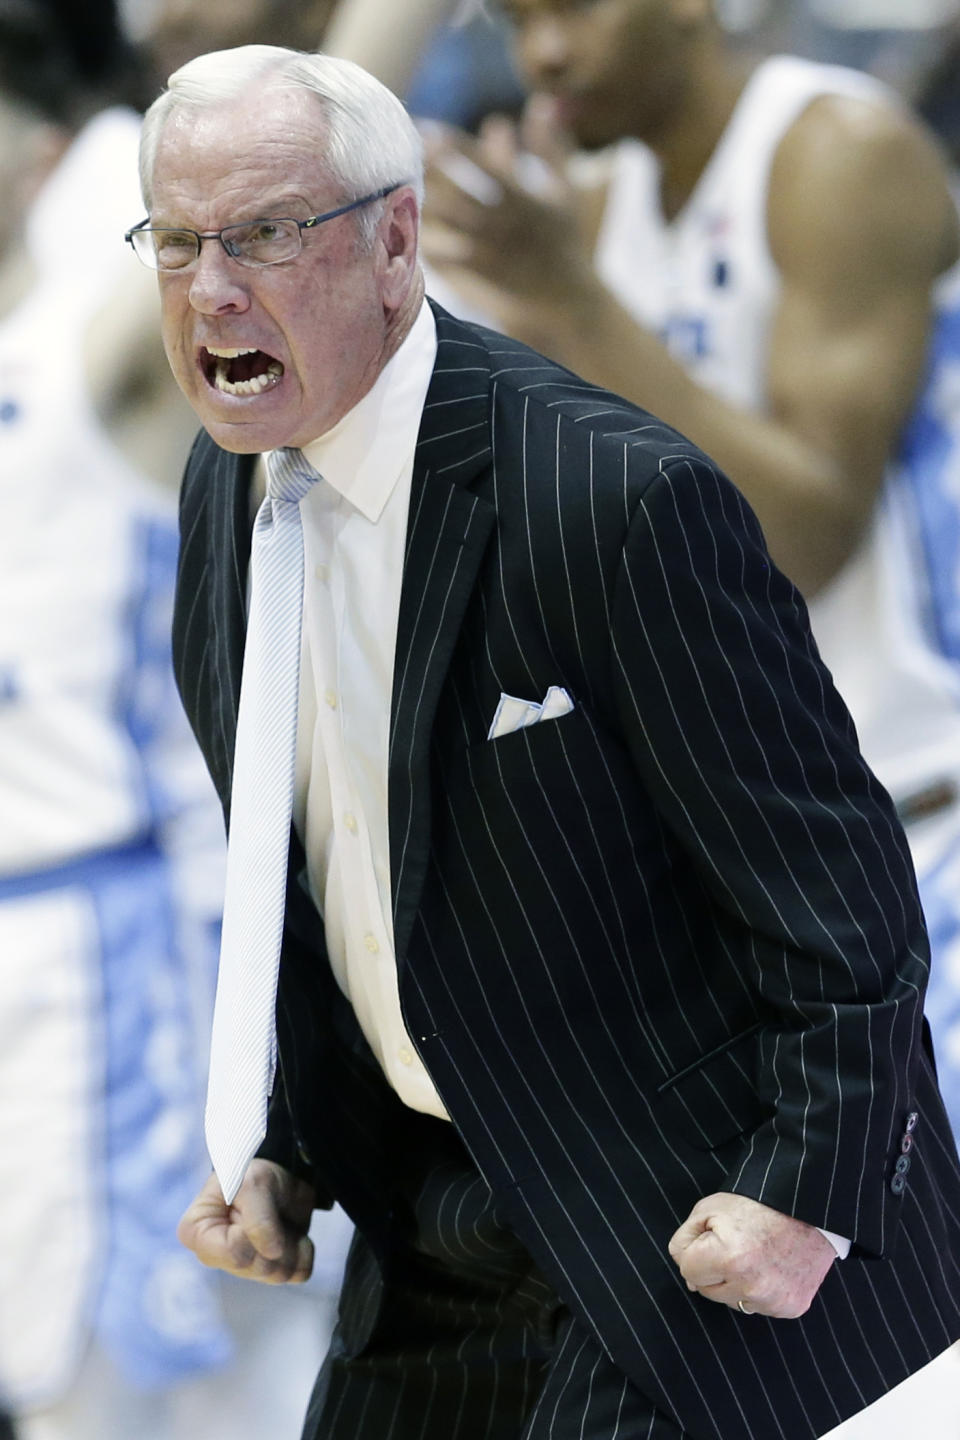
left=214, top=446, right=255, bottom=667
left=389, top=305, right=496, bottom=968
left=206, top=444, right=256, bottom=813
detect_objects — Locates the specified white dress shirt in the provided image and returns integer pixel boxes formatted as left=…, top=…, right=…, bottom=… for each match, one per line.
left=272, top=299, right=449, bottom=1118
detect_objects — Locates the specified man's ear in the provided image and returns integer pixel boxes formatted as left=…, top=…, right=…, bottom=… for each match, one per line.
left=378, top=186, right=420, bottom=308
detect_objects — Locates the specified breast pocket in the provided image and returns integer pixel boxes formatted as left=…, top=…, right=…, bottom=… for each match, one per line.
left=655, top=1024, right=771, bottom=1150
left=461, top=704, right=644, bottom=851
left=474, top=702, right=588, bottom=765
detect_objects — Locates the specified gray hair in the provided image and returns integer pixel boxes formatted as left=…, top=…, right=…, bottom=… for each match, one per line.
left=139, top=45, right=424, bottom=246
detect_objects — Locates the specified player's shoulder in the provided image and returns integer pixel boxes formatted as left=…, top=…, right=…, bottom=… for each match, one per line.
left=774, top=79, right=951, bottom=217
left=770, top=80, right=958, bottom=275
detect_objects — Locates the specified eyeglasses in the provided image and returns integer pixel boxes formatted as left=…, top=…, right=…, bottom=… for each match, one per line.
left=125, top=183, right=403, bottom=271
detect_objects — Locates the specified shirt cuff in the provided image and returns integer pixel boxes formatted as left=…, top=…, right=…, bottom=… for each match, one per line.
left=817, top=1226, right=851, bottom=1258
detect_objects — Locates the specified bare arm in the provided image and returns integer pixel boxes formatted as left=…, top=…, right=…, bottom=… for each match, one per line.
left=323, top=0, right=461, bottom=93
left=84, top=263, right=199, bottom=491
left=424, top=95, right=959, bottom=595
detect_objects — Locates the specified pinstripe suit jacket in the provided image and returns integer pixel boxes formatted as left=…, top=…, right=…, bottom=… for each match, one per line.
left=174, top=303, right=960, bottom=1440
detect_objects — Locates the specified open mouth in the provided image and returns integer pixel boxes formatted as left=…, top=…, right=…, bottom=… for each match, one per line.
left=201, top=345, right=284, bottom=396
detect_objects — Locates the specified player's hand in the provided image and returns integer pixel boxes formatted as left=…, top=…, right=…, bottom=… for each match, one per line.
left=668, top=1191, right=836, bottom=1318
left=421, top=99, right=594, bottom=322
left=177, top=1160, right=316, bottom=1285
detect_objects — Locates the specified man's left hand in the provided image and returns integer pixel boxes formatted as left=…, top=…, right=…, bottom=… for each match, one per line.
left=668, top=1191, right=836, bottom=1318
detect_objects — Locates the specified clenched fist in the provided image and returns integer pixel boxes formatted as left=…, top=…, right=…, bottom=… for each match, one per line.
left=177, top=1159, right=316, bottom=1285
left=668, top=1191, right=837, bottom=1319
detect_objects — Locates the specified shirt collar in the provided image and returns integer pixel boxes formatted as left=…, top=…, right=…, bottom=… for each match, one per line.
left=293, top=299, right=436, bottom=524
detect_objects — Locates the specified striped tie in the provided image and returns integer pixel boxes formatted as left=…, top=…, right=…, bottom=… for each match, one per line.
left=205, top=447, right=320, bottom=1204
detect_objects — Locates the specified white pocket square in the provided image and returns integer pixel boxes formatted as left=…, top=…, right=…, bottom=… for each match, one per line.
left=487, top=686, right=574, bottom=740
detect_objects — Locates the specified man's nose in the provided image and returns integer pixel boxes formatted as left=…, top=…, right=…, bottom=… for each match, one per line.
left=186, top=242, right=251, bottom=315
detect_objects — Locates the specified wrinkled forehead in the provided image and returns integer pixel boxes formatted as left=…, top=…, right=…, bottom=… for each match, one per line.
left=151, top=87, right=334, bottom=214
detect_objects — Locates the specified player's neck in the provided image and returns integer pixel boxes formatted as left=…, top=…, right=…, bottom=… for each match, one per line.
left=653, top=54, right=754, bottom=223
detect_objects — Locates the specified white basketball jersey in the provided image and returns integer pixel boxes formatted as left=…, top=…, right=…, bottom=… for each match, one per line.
left=595, top=54, right=960, bottom=875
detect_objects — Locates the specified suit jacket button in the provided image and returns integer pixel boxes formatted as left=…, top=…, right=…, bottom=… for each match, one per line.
left=891, top=1173, right=907, bottom=1195
left=900, top=1134, right=913, bottom=1155
left=905, top=1111, right=919, bottom=1133
left=894, top=1154, right=911, bottom=1176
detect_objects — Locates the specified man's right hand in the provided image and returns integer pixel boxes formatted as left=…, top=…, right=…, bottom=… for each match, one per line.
left=177, top=1159, right=316, bottom=1284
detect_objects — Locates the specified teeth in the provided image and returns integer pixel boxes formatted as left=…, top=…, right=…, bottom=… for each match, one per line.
left=206, top=345, right=259, bottom=358
left=213, top=364, right=282, bottom=397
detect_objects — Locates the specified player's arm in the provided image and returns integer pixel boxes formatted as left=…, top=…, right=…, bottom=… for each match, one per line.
left=84, top=262, right=199, bottom=491
left=323, top=0, right=460, bottom=93
left=424, top=96, right=958, bottom=595
left=757, top=93, right=959, bottom=590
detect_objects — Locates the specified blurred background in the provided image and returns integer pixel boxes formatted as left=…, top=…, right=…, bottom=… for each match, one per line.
left=2, top=0, right=960, bottom=1435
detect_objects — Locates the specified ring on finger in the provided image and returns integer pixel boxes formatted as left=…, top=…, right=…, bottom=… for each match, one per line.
left=737, top=1298, right=754, bottom=1315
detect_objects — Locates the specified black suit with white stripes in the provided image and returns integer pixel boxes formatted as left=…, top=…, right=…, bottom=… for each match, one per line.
left=173, top=303, right=960, bottom=1439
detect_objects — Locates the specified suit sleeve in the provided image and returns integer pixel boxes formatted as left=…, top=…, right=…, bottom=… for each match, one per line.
left=611, top=454, right=928, bottom=1255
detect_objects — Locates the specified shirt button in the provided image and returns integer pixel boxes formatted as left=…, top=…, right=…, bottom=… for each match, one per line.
left=314, top=563, right=329, bottom=582
left=344, top=812, right=358, bottom=834
left=399, top=1047, right=414, bottom=1066
left=324, top=688, right=337, bottom=709
left=363, top=933, right=379, bottom=954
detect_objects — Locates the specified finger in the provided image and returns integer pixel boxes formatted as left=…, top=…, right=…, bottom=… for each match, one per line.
left=520, top=93, right=573, bottom=174
left=178, top=1204, right=257, bottom=1273
left=240, top=1174, right=295, bottom=1263
left=477, top=105, right=566, bottom=203
left=476, top=112, right=521, bottom=176
left=177, top=1172, right=236, bottom=1263
left=423, top=172, right=487, bottom=240
left=428, top=150, right=505, bottom=210
left=243, top=1168, right=321, bottom=1280
left=696, top=1280, right=763, bottom=1312
left=288, top=1233, right=315, bottom=1285
left=418, top=116, right=468, bottom=158
left=212, top=1212, right=311, bottom=1282
left=671, top=1228, right=733, bottom=1289
left=667, top=1208, right=709, bottom=1259
left=236, top=1234, right=314, bottom=1285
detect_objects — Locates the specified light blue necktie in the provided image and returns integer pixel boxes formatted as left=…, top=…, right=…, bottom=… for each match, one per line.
left=205, top=447, right=320, bottom=1203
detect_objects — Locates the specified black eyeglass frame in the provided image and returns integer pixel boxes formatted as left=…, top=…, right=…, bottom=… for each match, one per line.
left=124, top=183, right=404, bottom=269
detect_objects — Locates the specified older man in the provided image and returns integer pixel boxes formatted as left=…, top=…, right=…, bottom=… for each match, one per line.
left=130, top=44, right=960, bottom=1440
